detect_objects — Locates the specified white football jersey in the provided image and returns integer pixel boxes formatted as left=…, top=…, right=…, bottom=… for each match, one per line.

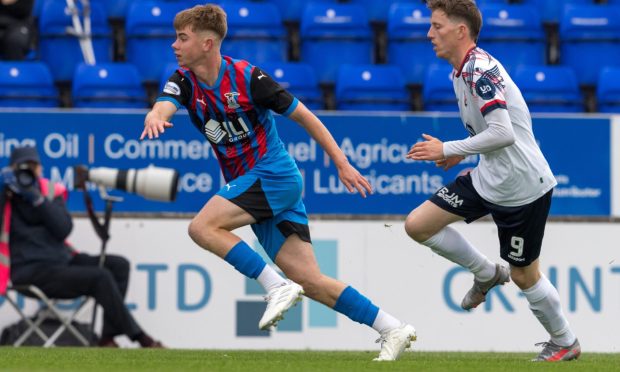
left=443, top=47, right=556, bottom=207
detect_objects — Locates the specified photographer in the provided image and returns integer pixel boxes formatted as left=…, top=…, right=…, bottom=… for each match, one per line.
left=0, top=145, right=163, bottom=348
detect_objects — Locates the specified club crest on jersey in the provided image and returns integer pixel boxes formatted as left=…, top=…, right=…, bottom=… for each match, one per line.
left=224, top=92, right=241, bottom=109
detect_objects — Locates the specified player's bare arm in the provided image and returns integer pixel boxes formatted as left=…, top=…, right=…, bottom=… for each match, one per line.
left=407, top=133, right=445, bottom=161
left=289, top=103, right=373, bottom=198
left=141, top=101, right=177, bottom=140
left=435, top=156, right=465, bottom=171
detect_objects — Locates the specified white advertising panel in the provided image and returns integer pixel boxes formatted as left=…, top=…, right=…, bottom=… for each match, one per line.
left=1, top=219, right=619, bottom=352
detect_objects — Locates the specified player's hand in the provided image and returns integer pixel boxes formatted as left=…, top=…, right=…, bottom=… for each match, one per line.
left=407, top=133, right=445, bottom=161
left=337, top=162, right=373, bottom=198
left=141, top=114, right=174, bottom=140
left=435, top=156, right=465, bottom=171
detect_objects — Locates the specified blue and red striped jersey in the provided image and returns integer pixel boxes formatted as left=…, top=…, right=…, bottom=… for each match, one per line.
left=157, top=56, right=299, bottom=182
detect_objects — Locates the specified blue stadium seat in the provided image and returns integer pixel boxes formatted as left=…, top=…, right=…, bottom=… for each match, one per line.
left=422, top=64, right=457, bottom=112
left=90, top=0, right=132, bottom=19
left=72, top=63, right=146, bottom=108
left=559, top=4, right=620, bottom=85
left=520, top=0, right=592, bottom=24
left=219, top=2, right=287, bottom=64
left=159, top=63, right=181, bottom=92
left=260, top=62, right=323, bottom=110
left=38, top=0, right=113, bottom=81
left=348, top=0, right=417, bottom=23
left=596, top=67, right=620, bottom=113
left=0, top=61, right=58, bottom=108
left=477, top=4, right=545, bottom=73
left=125, top=0, right=189, bottom=82
left=335, top=64, right=409, bottom=111
left=263, top=0, right=338, bottom=22
left=387, top=3, right=435, bottom=86
left=513, top=65, right=582, bottom=113
left=300, top=3, right=373, bottom=84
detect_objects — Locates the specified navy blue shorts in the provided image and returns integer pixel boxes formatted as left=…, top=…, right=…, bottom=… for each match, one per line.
left=216, top=162, right=311, bottom=262
left=430, top=173, right=553, bottom=267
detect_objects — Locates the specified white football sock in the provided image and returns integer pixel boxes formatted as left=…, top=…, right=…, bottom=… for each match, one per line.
left=421, top=226, right=497, bottom=281
left=371, top=309, right=403, bottom=334
left=256, top=265, right=287, bottom=292
left=523, top=274, right=576, bottom=347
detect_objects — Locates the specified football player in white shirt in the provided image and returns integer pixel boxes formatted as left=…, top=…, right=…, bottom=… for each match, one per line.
left=405, top=0, right=580, bottom=362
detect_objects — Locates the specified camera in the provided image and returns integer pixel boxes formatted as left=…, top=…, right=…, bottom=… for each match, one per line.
left=74, top=165, right=180, bottom=202
left=14, top=163, right=37, bottom=189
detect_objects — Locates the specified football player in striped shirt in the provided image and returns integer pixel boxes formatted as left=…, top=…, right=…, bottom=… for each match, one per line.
left=141, top=4, right=416, bottom=361
left=406, top=0, right=580, bottom=362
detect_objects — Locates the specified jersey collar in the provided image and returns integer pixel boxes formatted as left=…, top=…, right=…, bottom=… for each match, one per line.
left=455, top=46, right=477, bottom=78
left=197, top=56, right=227, bottom=90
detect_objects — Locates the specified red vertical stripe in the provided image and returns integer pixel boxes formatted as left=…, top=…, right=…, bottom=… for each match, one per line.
left=220, top=68, right=235, bottom=115
left=203, top=88, right=218, bottom=112
left=241, top=140, right=255, bottom=170
left=210, top=143, right=233, bottom=181
left=225, top=145, right=244, bottom=177
left=255, top=124, right=267, bottom=159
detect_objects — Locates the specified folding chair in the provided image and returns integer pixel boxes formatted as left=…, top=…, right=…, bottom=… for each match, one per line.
left=2, top=284, right=92, bottom=347
left=0, top=182, right=94, bottom=347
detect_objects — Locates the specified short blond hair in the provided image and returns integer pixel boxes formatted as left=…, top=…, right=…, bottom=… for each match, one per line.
left=173, top=4, right=227, bottom=40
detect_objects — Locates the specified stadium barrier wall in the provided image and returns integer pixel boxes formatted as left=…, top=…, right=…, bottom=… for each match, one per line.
left=0, top=110, right=618, bottom=351
left=0, top=109, right=616, bottom=217
left=1, top=219, right=618, bottom=352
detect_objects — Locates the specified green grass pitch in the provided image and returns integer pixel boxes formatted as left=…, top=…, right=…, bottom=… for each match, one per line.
left=1, top=348, right=619, bottom=371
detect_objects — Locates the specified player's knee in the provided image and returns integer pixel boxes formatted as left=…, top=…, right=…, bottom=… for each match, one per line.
left=404, top=214, right=430, bottom=243
left=509, top=268, right=538, bottom=290
left=187, top=218, right=214, bottom=247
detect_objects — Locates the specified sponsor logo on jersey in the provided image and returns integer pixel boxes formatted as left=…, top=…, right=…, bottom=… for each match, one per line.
left=204, top=118, right=227, bottom=143
left=224, top=92, right=241, bottom=109
left=436, top=187, right=464, bottom=208
left=475, top=77, right=496, bottom=100
left=163, top=81, right=181, bottom=95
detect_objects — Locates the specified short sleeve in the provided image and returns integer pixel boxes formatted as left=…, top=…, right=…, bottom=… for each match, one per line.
left=250, top=67, right=297, bottom=116
left=156, top=71, right=191, bottom=108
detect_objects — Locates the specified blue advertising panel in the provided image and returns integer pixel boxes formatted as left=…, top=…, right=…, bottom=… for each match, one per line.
left=534, top=117, right=610, bottom=216
left=0, top=110, right=611, bottom=216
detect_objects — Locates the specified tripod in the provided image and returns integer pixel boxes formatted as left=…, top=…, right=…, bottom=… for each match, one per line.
left=80, top=184, right=123, bottom=338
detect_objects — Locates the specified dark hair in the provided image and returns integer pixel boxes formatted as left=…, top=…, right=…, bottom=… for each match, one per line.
left=426, top=0, right=482, bottom=41
left=174, top=3, right=227, bottom=40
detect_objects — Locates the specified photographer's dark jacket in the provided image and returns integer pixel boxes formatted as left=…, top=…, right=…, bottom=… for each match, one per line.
left=0, top=178, right=73, bottom=290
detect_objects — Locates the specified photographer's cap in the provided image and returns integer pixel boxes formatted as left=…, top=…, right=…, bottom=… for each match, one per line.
left=10, top=146, right=40, bottom=166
